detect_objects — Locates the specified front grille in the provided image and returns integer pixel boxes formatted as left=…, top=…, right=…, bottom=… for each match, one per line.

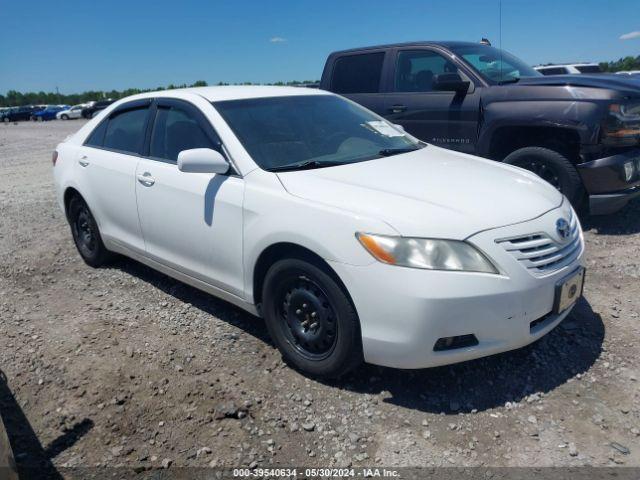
left=496, top=213, right=582, bottom=276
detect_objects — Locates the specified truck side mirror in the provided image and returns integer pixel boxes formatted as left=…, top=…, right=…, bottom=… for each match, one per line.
left=433, top=73, right=470, bottom=94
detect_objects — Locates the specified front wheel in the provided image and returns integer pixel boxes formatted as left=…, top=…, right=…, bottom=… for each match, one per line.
left=61, top=114, right=69, bottom=120
left=503, top=147, right=585, bottom=207
left=68, top=196, right=113, bottom=267
left=262, top=258, right=363, bottom=378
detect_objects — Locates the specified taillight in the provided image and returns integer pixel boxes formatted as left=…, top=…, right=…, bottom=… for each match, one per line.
left=52, top=150, right=58, bottom=166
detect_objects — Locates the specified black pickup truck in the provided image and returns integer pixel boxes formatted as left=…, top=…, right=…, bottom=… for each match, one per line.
left=320, top=41, right=640, bottom=214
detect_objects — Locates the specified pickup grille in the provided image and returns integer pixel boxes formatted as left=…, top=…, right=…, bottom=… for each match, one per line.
left=496, top=214, right=582, bottom=276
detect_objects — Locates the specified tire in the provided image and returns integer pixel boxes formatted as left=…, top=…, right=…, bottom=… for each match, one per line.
left=68, top=196, right=113, bottom=267
left=262, top=258, right=363, bottom=378
left=3, top=117, right=8, bottom=123
left=503, top=147, right=585, bottom=207
left=61, top=114, right=69, bottom=120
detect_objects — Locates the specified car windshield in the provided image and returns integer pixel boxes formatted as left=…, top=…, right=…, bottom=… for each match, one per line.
left=450, top=44, right=541, bottom=84
left=213, top=95, right=424, bottom=171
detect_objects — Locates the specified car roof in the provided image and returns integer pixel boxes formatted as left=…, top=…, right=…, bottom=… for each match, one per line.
left=329, top=41, right=482, bottom=55
left=127, top=86, right=331, bottom=103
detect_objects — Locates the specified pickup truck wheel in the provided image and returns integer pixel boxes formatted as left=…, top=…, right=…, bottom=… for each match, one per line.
left=503, top=147, right=584, bottom=206
left=262, top=258, right=363, bottom=378
left=68, top=196, right=113, bottom=267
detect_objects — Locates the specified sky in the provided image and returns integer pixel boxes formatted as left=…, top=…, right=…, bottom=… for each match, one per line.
left=1, top=0, right=639, bottom=94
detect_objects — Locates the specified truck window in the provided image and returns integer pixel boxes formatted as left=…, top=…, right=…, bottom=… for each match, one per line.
left=395, top=50, right=459, bottom=92
left=575, top=65, right=602, bottom=74
left=331, top=52, right=385, bottom=94
left=538, top=67, right=568, bottom=75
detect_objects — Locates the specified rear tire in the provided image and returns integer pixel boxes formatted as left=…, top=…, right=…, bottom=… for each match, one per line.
left=262, top=258, right=363, bottom=378
left=68, top=196, right=113, bottom=267
left=503, top=146, right=585, bottom=207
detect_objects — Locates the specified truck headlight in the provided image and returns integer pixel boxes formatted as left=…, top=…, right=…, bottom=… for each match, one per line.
left=356, top=233, right=499, bottom=273
left=603, top=102, right=640, bottom=147
left=623, top=161, right=636, bottom=181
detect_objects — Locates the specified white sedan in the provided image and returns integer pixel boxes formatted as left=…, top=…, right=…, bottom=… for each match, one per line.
left=56, top=104, right=87, bottom=120
left=52, top=86, right=585, bottom=377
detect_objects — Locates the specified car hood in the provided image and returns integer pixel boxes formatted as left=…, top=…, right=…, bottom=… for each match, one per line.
left=277, top=147, right=563, bottom=239
left=518, top=74, right=640, bottom=92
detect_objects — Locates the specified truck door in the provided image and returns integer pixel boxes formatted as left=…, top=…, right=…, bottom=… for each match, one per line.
left=382, top=47, right=481, bottom=154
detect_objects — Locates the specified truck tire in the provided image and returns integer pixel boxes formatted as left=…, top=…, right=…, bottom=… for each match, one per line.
left=503, top=147, right=584, bottom=207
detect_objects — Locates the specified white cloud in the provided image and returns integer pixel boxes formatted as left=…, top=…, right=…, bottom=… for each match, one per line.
left=269, top=37, right=287, bottom=43
left=620, top=31, right=640, bottom=40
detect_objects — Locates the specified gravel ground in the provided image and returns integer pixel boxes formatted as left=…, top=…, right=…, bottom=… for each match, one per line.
left=0, top=120, right=639, bottom=476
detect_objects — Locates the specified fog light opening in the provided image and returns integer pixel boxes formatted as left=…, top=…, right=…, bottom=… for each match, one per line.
left=433, top=334, right=479, bottom=352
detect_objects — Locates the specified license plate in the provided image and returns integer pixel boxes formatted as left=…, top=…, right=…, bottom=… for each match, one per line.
left=553, top=268, right=585, bottom=314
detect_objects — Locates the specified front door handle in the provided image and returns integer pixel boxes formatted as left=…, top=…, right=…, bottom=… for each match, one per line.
left=389, top=104, right=408, bottom=114
left=137, top=172, right=155, bottom=187
left=78, top=155, right=89, bottom=167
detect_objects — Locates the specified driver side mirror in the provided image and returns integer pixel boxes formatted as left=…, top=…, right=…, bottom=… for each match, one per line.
left=433, top=73, right=470, bottom=94
left=177, top=148, right=229, bottom=174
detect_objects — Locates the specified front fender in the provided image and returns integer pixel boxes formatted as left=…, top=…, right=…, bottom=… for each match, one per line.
left=242, top=170, right=396, bottom=302
left=477, top=99, right=605, bottom=157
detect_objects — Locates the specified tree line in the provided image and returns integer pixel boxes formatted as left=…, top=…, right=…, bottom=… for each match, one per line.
left=598, top=55, right=640, bottom=73
left=0, top=79, right=319, bottom=107
left=2, top=54, right=638, bottom=107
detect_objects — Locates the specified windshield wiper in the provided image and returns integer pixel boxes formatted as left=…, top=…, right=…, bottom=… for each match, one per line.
left=267, top=160, right=344, bottom=172
left=378, top=146, right=422, bottom=157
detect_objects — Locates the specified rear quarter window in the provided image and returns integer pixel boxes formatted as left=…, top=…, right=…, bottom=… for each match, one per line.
left=331, top=52, right=385, bottom=94
left=85, top=120, right=107, bottom=147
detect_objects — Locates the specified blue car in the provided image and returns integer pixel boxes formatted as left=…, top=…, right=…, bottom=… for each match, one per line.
left=31, top=105, right=69, bottom=121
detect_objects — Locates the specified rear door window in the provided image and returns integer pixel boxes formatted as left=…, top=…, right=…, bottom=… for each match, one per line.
left=103, top=107, right=149, bottom=154
left=331, top=52, right=385, bottom=94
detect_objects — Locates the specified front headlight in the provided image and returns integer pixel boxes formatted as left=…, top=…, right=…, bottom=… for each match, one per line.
left=356, top=233, right=499, bottom=274
left=603, top=102, right=640, bottom=147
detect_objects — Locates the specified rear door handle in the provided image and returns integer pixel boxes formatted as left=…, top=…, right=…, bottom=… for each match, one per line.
left=389, top=104, right=407, bottom=113
left=78, top=155, right=89, bottom=167
left=137, top=172, right=155, bottom=186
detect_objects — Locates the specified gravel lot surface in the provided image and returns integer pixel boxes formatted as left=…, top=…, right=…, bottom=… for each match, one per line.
left=0, top=120, right=639, bottom=476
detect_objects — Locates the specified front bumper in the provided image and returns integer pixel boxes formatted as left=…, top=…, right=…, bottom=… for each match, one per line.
left=578, top=148, right=640, bottom=215
left=330, top=204, right=585, bottom=369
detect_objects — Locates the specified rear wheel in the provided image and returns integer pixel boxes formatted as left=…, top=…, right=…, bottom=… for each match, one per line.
left=68, top=196, right=113, bottom=267
left=262, top=258, right=363, bottom=378
left=503, top=146, right=585, bottom=207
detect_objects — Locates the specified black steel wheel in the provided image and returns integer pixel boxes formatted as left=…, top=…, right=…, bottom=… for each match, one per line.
left=280, top=276, right=338, bottom=361
left=68, top=196, right=113, bottom=267
left=262, top=257, right=362, bottom=378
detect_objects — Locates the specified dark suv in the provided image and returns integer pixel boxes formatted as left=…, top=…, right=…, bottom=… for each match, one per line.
left=320, top=42, right=640, bottom=214
left=81, top=100, right=114, bottom=119
left=0, top=106, right=39, bottom=122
